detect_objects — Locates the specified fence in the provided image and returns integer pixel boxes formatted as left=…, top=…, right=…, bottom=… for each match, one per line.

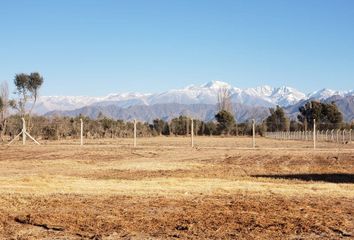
left=265, top=129, right=353, bottom=144
left=4, top=118, right=354, bottom=150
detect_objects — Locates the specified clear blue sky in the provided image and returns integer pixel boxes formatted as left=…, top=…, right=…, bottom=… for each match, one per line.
left=0, top=0, right=353, bottom=96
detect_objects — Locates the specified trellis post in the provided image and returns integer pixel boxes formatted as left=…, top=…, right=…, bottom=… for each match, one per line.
left=313, top=119, right=316, bottom=150
left=191, top=118, right=194, bottom=148
left=80, top=118, right=83, bottom=146
left=252, top=119, right=256, bottom=149
left=134, top=119, right=137, bottom=148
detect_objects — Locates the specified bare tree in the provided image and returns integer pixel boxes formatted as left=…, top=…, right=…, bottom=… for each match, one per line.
left=0, top=81, right=9, bottom=141
left=217, top=87, right=233, bottom=113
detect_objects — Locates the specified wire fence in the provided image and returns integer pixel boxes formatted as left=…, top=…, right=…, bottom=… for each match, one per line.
left=3, top=117, right=354, bottom=151
left=265, top=129, right=353, bottom=144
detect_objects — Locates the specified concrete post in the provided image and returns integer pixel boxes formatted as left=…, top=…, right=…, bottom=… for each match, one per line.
left=342, top=130, right=346, bottom=144
left=134, top=119, right=137, bottom=148
left=80, top=118, right=83, bottom=146
left=252, top=119, right=256, bottom=148
left=22, top=118, right=26, bottom=145
left=191, top=118, right=194, bottom=148
left=313, top=119, right=316, bottom=150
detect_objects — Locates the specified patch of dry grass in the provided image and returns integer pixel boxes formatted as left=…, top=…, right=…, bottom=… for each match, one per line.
left=0, top=137, right=353, bottom=239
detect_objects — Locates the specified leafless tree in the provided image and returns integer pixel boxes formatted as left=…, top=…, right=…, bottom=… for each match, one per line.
left=217, top=87, right=233, bottom=113
left=0, top=81, right=9, bottom=141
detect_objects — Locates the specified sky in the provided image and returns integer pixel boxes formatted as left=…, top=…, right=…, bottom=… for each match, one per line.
left=0, top=0, right=353, bottom=96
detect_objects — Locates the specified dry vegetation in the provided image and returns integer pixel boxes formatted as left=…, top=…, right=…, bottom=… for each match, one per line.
left=0, top=137, right=353, bottom=239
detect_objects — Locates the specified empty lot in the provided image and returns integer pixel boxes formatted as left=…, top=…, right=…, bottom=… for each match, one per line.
left=0, top=137, right=353, bottom=239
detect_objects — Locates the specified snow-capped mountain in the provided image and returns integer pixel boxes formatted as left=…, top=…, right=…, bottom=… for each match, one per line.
left=307, top=88, right=354, bottom=100
left=34, top=80, right=353, bottom=115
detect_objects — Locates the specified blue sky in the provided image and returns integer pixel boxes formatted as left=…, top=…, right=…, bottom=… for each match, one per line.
left=0, top=0, right=353, bottom=96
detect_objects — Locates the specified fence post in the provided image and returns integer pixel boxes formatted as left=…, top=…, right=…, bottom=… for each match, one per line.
left=336, top=129, right=340, bottom=143
left=191, top=118, right=194, bottom=148
left=134, top=119, right=137, bottom=148
left=325, top=130, right=329, bottom=141
left=22, top=118, right=26, bottom=145
left=80, top=118, right=83, bottom=146
left=350, top=129, right=352, bottom=143
left=342, top=130, right=346, bottom=144
left=252, top=119, right=256, bottom=148
left=313, top=119, right=316, bottom=150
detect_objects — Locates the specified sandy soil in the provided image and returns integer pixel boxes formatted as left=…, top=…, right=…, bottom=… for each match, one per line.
left=0, top=137, right=353, bottom=239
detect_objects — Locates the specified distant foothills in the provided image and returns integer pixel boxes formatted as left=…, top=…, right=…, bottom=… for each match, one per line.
left=33, top=80, right=354, bottom=123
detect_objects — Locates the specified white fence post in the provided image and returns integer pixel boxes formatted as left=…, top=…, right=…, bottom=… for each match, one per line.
left=80, top=118, right=83, bottom=146
left=313, top=119, right=316, bottom=150
left=133, top=119, right=137, bottom=148
left=325, top=130, right=329, bottom=141
left=191, top=118, right=194, bottom=148
left=252, top=119, right=256, bottom=148
left=342, top=130, right=346, bottom=144
left=22, top=118, right=26, bottom=145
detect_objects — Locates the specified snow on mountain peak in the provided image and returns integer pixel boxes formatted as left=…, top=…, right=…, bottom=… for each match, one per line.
left=34, top=81, right=351, bottom=115
left=308, top=88, right=341, bottom=99
left=201, top=80, right=231, bottom=89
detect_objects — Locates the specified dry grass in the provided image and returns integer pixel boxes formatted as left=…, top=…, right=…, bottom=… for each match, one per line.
left=0, top=137, right=353, bottom=239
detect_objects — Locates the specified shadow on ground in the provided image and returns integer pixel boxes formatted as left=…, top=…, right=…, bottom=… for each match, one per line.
left=252, top=173, right=354, bottom=184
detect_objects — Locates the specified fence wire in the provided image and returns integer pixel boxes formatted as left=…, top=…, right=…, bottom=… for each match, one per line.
left=265, top=129, right=353, bottom=144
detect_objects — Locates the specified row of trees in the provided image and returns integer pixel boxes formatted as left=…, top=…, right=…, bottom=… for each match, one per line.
left=1, top=74, right=353, bottom=142
left=264, top=101, right=347, bottom=132
left=2, top=114, right=263, bottom=140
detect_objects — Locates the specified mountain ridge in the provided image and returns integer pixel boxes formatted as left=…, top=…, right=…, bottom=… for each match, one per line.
left=36, top=80, right=354, bottom=122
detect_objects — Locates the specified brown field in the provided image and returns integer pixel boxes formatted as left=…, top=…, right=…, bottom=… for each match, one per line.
left=0, top=137, right=353, bottom=239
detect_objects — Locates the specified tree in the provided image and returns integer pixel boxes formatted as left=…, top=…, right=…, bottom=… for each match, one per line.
left=11, top=73, right=44, bottom=131
left=161, top=122, right=170, bottom=135
left=217, top=87, right=233, bottom=113
left=170, top=116, right=189, bottom=135
left=28, top=72, right=44, bottom=116
left=215, top=110, right=236, bottom=135
left=153, top=119, right=165, bottom=135
left=204, top=121, right=217, bottom=136
left=297, top=101, right=343, bottom=130
left=265, top=106, right=289, bottom=132
left=0, top=81, right=9, bottom=141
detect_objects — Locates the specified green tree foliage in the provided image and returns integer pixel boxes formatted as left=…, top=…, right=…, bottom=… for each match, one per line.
left=204, top=121, right=217, bottom=136
left=265, top=106, right=289, bottom=132
left=0, top=81, right=9, bottom=141
left=161, top=122, right=170, bottom=135
left=153, top=119, right=165, bottom=135
left=215, top=110, right=236, bottom=135
left=0, top=96, right=3, bottom=113
left=11, top=72, right=44, bottom=117
left=297, top=101, right=343, bottom=130
left=170, top=116, right=189, bottom=135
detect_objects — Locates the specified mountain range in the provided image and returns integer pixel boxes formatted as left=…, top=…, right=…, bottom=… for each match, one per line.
left=38, top=81, right=354, bottom=122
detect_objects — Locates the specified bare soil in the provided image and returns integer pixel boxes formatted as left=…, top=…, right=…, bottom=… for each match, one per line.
left=0, top=137, right=353, bottom=239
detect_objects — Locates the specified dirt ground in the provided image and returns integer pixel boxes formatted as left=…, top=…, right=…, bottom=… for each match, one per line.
left=0, top=137, right=353, bottom=239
